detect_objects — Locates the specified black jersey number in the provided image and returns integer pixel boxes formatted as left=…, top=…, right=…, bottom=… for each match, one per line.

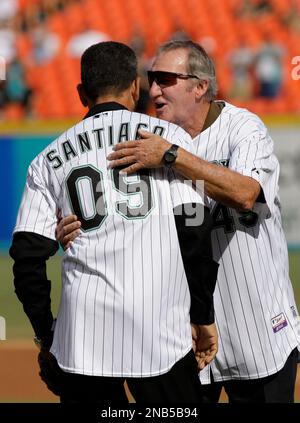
left=66, top=165, right=107, bottom=231
left=212, top=203, right=235, bottom=233
left=212, top=203, right=258, bottom=233
left=66, top=165, right=153, bottom=231
left=112, top=167, right=154, bottom=219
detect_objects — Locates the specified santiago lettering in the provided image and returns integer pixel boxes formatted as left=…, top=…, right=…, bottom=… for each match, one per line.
left=46, top=123, right=165, bottom=170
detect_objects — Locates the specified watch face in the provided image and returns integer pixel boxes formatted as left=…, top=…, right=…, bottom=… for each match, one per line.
left=164, top=145, right=178, bottom=166
left=165, top=151, right=175, bottom=163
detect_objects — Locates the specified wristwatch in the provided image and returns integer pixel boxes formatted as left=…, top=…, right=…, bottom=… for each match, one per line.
left=163, top=144, right=179, bottom=167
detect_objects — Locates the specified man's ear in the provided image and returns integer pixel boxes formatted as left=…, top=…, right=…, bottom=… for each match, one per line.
left=131, top=77, right=140, bottom=105
left=195, top=80, right=209, bottom=101
left=77, top=83, right=89, bottom=107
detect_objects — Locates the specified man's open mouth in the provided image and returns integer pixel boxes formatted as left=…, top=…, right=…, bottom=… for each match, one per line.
left=155, top=103, right=166, bottom=110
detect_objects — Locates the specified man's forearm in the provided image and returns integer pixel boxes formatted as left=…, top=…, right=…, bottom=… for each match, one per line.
left=9, top=232, right=59, bottom=343
left=174, top=205, right=219, bottom=325
left=107, top=133, right=261, bottom=211
left=175, top=148, right=261, bottom=211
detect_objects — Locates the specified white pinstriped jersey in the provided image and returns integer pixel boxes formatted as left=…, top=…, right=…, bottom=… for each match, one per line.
left=196, top=102, right=300, bottom=383
left=14, top=109, right=205, bottom=377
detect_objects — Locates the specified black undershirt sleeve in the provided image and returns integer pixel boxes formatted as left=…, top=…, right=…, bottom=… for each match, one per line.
left=174, top=203, right=219, bottom=325
left=9, top=232, right=59, bottom=346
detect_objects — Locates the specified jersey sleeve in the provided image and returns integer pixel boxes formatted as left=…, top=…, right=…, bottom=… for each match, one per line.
left=228, top=114, right=279, bottom=215
left=13, top=162, right=57, bottom=241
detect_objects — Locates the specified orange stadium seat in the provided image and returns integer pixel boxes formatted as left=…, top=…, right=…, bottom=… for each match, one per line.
left=15, top=34, right=32, bottom=61
left=82, top=0, right=111, bottom=35
left=18, top=0, right=40, bottom=10
left=4, top=103, right=25, bottom=121
left=48, top=13, right=69, bottom=46
left=99, top=0, right=131, bottom=41
left=63, top=3, right=86, bottom=35
left=136, top=0, right=172, bottom=55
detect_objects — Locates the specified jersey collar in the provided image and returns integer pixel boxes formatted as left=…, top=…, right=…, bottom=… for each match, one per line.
left=83, top=102, right=128, bottom=119
left=201, top=101, right=225, bottom=132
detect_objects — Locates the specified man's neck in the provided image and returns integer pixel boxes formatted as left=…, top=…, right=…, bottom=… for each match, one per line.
left=184, top=101, right=225, bottom=138
left=182, top=101, right=211, bottom=138
left=90, top=94, right=133, bottom=111
left=83, top=101, right=129, bottom=119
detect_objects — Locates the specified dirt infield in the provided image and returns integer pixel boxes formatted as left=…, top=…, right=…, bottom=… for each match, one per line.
left=0, top=340, right=133, bottom=403
left=0, top=341, right=299, bottom=403
left=0, top=341, right=58, bottom=402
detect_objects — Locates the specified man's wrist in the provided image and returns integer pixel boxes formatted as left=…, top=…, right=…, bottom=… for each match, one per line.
left=163, top=144, right=179, bottom=168
left=34, top=334, right=53, bottom=351
left=34, top=319, right=56, bottom=350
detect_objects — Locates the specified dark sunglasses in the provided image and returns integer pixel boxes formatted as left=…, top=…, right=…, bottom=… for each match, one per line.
left=147, top=70, right=200, bottom=87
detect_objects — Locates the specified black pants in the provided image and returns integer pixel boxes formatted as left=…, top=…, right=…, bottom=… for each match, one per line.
left=60, top=349, right=202, bottom=403
left=201, top=347, right=299, bottom=403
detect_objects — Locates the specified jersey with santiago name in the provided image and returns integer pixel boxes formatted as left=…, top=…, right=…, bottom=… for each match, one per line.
left=195, top=101, right=300, bottom=383
left=14, top=110, right=205, bottom=377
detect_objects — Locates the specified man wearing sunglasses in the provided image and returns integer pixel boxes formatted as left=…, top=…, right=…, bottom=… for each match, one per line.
left=104, top=40, right=300, bottom=403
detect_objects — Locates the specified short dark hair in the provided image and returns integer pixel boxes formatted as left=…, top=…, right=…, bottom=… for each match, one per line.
left=81, top=41, right=138, bottom=101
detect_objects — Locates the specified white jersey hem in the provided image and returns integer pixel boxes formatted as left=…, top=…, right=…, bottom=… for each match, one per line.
left=13, top=226, right=56, bottom=241
left=201, top=342, right=299, bottom=384
left=51, top=345, right=192, bottom=378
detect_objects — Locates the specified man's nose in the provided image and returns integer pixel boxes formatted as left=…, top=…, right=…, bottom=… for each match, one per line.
left=149, top=80, right=162, bottom=99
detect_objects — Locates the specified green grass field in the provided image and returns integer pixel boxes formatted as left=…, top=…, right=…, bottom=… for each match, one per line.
left=0, top=252, right=299, bottom=340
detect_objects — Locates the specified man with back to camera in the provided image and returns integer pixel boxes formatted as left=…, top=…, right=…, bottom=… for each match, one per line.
left=9, top=41, right=219, bottom=403
left=103, top=40, right=300, bottom=403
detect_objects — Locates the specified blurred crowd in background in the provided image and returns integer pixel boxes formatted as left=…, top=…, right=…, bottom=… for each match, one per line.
left=0, top=0, right=299, bottom=120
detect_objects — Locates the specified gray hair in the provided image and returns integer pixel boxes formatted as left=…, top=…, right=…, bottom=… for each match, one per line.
left=156, top=40, right=217, bottom=101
